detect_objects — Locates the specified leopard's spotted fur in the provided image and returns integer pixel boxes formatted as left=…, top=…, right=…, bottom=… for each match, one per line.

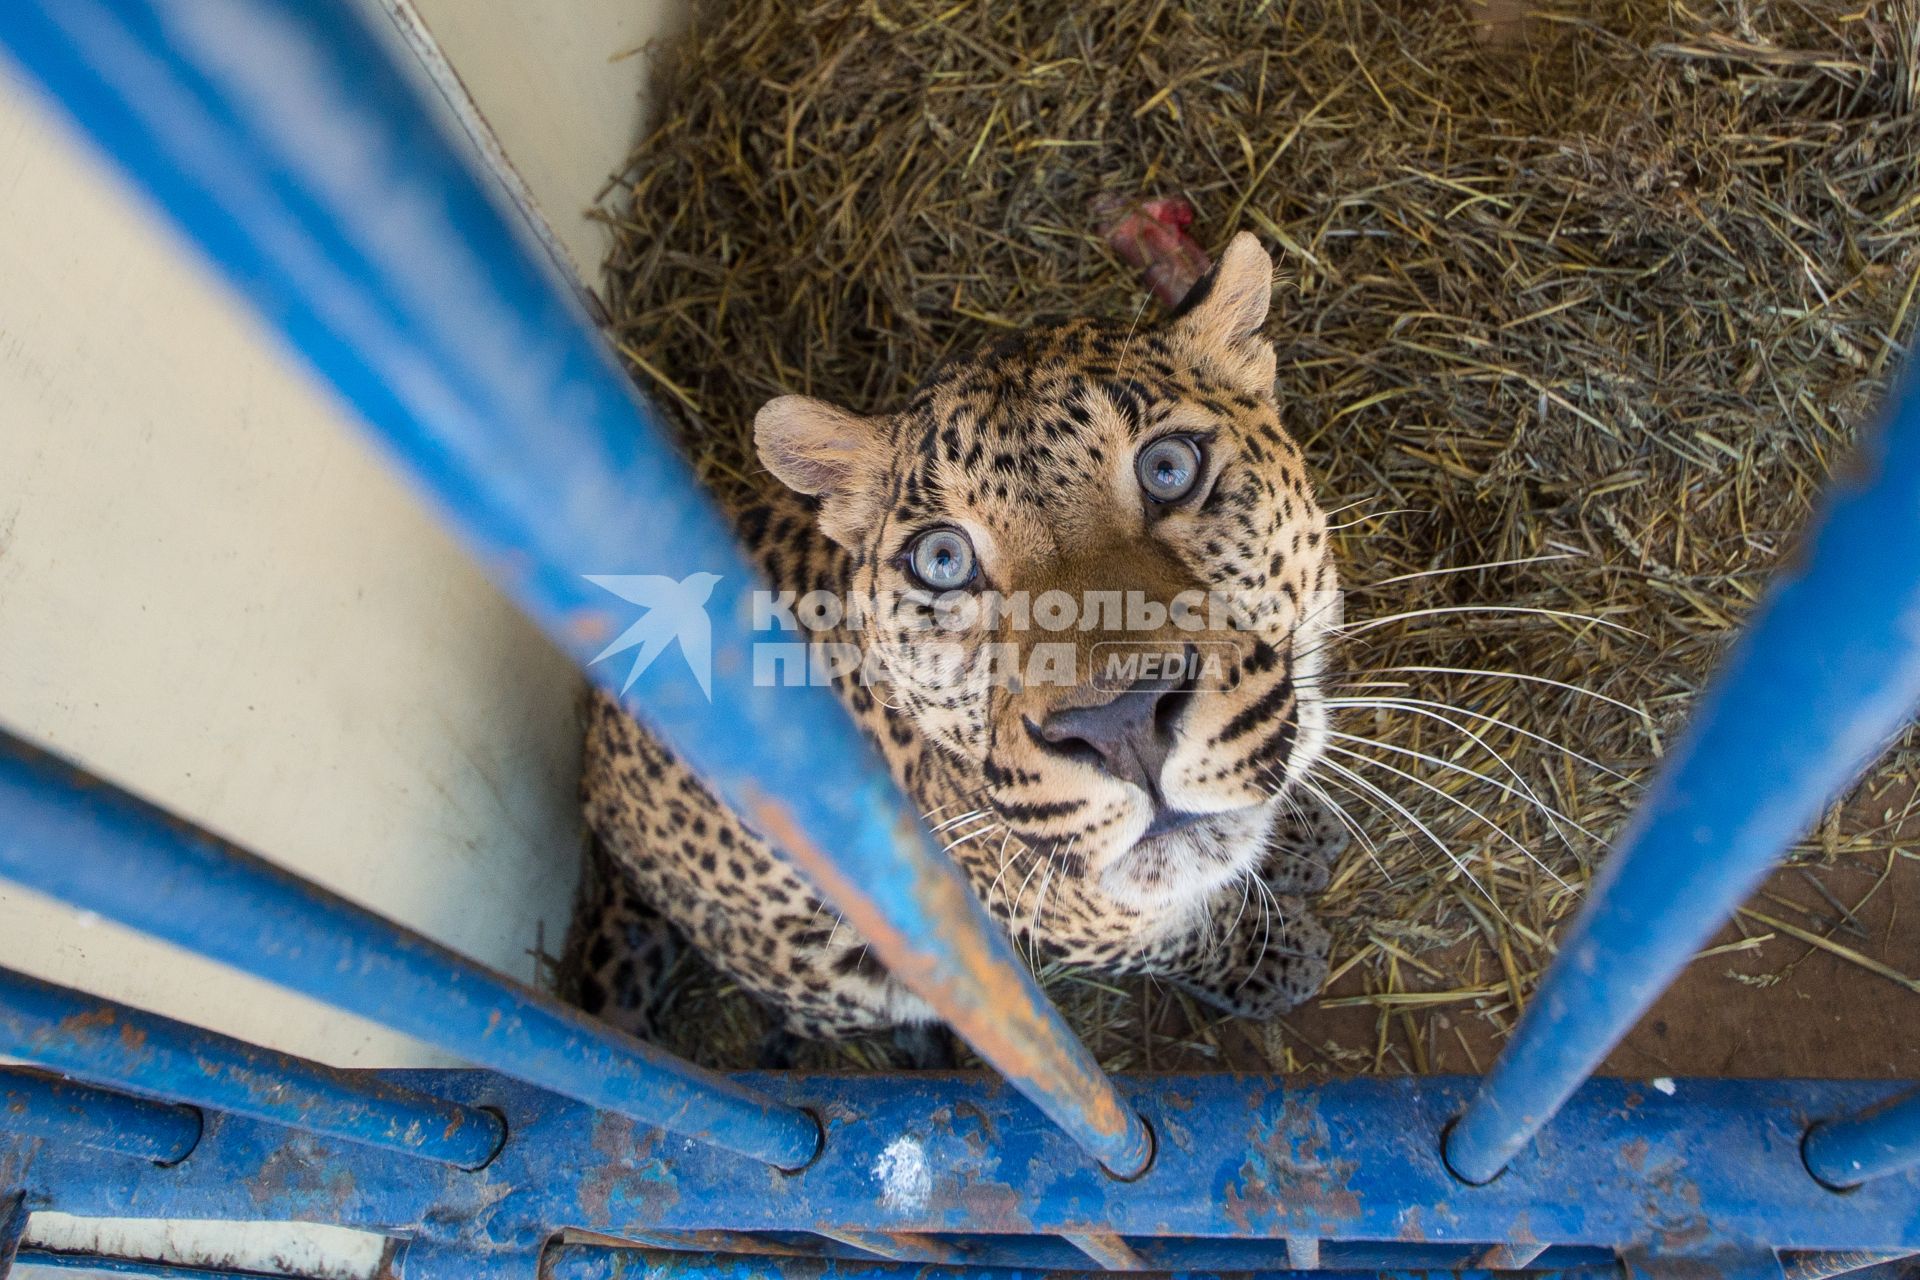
left=572, top=235, right=1347, bottom=1042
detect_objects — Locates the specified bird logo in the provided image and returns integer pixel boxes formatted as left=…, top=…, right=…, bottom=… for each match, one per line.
left=582, top=572, right=721, bottom=700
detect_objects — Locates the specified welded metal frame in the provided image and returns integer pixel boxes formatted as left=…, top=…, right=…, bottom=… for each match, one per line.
left=0, top=1, right=1917, bottom=1278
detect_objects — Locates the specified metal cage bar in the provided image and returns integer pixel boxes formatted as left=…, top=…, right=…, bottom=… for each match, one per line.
left=0, top=728, right=819, bottom=1169
left=0, top=965, right=502, bottom=1168
left=0, top=0, right=1147, bottom=1177
left=539, top=1247, right=1625, bottom=1280
left=10, top=1071, right=1920, bottom=1260
left=1804, top=1085, right=1920, bottom=1189
left=0, top=1069, right=200, bottom=1165
left=0, top=0, right=1917, bottom=1272
left=1444, top=371, right=1920, bottom=1185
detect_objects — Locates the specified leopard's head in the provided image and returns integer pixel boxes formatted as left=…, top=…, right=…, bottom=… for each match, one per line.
left=756, top=234, right=1339, bottom=911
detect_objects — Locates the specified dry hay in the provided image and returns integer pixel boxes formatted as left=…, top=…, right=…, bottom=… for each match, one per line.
left=592, top=0, right=1920, bottom=1072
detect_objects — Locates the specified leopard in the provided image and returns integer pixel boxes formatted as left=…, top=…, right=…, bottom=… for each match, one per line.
left=567, top=233, right=1349, bottom=1053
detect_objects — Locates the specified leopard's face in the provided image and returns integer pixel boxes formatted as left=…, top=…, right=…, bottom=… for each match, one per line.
left=758, top=235, right=1338, bottom=914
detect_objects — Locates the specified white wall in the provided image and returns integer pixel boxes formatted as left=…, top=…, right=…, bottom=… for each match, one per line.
left=0, top=1, right=679, bottom=1274
left=396, top=0, right=683, bottom=281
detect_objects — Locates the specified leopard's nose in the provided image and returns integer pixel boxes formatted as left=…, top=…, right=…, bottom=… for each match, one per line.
left=1033, top=651, right=1195, bottom=795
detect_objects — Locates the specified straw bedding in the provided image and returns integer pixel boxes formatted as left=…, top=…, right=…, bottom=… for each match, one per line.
left=589, top=0, right=1920, bottom=1071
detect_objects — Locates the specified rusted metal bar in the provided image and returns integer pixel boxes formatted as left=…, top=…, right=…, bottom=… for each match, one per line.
left=1446, top=373, right=1920, bottom=1185
left=1804, top=1086, right=1920, bottom=1189
left=539, top=1246, right=1622, bottom=1280
left=1, top=1071, right=1908, bottom=1260
left=0, top=0, right=1146, bottom=1175
left=1475, top=1242, right=1549, bottom=1269
left=0, top=968, right=498, bottom=1167
left=0, top=1068, right=200, bottom=1165
left=0, top=729, right=819, bottom=1168
left=812, top=1231, right=968, bottom=1265
left=1060, top=1231, right=1145, bottom=1270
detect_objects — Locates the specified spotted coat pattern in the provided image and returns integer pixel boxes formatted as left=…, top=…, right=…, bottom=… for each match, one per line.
left=574, top=235, right=1347, bottom=1040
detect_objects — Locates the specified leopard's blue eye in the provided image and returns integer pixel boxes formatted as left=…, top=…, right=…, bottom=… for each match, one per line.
left=1138, top=436, right=1203, bottom=503
left=907, top=527, right=976, bottom=590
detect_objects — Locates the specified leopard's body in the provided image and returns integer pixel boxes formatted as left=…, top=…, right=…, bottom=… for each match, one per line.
left=573, top=235, right=1348, bottom=1043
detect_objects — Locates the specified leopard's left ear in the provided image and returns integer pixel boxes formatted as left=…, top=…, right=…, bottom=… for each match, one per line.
left=1170, top=231, right=1278, bottom=394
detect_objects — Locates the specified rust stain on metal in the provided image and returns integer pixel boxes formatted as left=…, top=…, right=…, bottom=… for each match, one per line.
left=1646, top=1154, right=1711, bottom=1253
left=56, top=1007, right=116, bottom=1035
left=940, top=1175, right=1027, bottom=1234
left=250, top=1141, right=358, bottom=1215
left=1221, top=1097, right=1362, bottom=1235
left=581, top=1110, right=679, bottom=1231
left=568, top=610, right=615, bottom=646
left=746, top=788, right=1138, bottom=1152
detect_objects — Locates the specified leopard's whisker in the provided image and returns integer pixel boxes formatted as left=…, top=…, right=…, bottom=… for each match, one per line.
left=1350, top=663, right=1645, bottom=718
left=1220, top=867, right=1255, bottom=958
left=1328, top=694, right=1634, bottom=783
left=1313, top=756, right=1513, bottom=924
left=1008, top=840, right=1053, bottom=965
left=1347, top=552, right=1581, bottom=592
left=1291, top=773, right=1390, bottom=878
left=983, top=833, right=1035, bottom=917
left=1331, top=603, right=1641, bottom=640
left=1237, top=872, right=1280, bottom=995
left=1322, top=725, right=1605, bottom=848
left=1329, top=700, right=1585, bottom=850
left=942, top=822, right=1002, bottom=857
left=929, top=807, right=992, bottom=835
left=1325, top=506, right=1424, bottom=531
left=1320, top=742, right=1575, bottom=890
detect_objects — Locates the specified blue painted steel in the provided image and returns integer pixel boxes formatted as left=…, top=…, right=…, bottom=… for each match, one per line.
left=626, top=1228, right=1614, bottom=1272
left=1446, top=373, right=1920, bottom=1185
left=1805, top=1086, right=1920, bottom=1189
left=0, top=966, right=498, bottom=1167
left=0, top=0, right=1145, bottom=1176
left=541, top=1247, right=1623, bottom=1280
left=12, top=1252, right=271, bottom=1279
left=0, top=1068, right=199, bottom=1164
left=3, top=1071, right=1917, bottom=1261
left=0, top=729, right=817, bottom=1169
left=393, top=1238, right=542, bottom=1279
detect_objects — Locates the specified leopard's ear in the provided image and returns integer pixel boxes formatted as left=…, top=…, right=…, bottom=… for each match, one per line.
left=755, top=395, right=889, bottom=545
left=1170, top=231, right=1278, bottom=394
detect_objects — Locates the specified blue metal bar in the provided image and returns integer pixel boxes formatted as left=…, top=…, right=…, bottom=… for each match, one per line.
left=391, top=1239, right=541, bottom=1280
left=540, top=1248, right=1623, bottom=1280
left=1804, top=1086, right=1920, bottom=1189
left=0, top=1068, right=199, bottom=1164
left=4, top=1071, right=1916, bottom=1257
left=1446, top=373, right=1920, bottom=1185
left=811, top=1232, right=967, bottom=1265
left=11, top=1252, right=275, bottom=1280
left=0, top=0, right=1146, bottom=1176
left=642, top=1230, right=1610, bottom=1273
left=0, top=730, right=817, bottom=1169
left=0, top=967, right=498, bottom=1168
